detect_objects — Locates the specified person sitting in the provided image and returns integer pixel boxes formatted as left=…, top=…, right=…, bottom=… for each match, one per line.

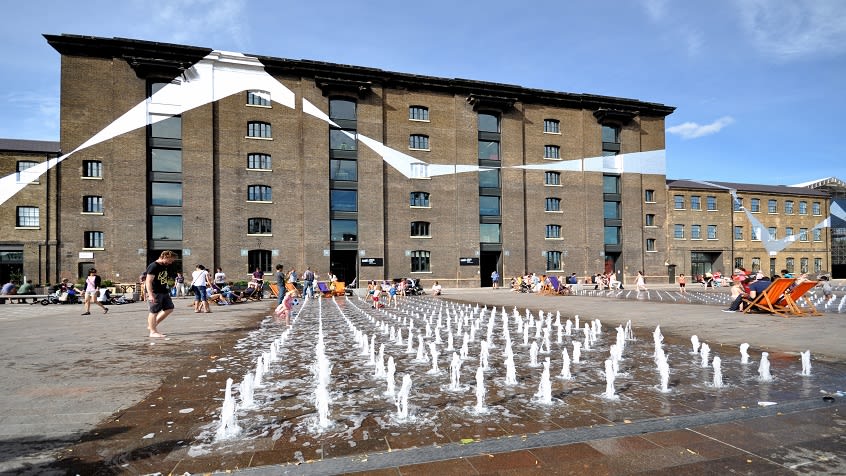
left=240, top=280, right=261, bottom=300
left=724, top=272, right=769, bottom=312
left=431, top=281, right=442, bottom=296
left=0, top=280, right=17, bottom=304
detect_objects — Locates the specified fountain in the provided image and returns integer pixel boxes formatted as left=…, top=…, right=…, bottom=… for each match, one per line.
left=448, top=352, right=462, bottom=390
left=479, top=340, right=490, bottom=370
left=758, top=352, right=773, bottom=382
left=504, top=354, right=518, bottom=385
left=740, top=343, right=750, bottom=364
left=656, top=352, right=670, bottom=393
left=535, top=358, right=552, bottom=404
left=215, top=378, right=241, bottom=441
left=239, top=371, right=254, bottom=408
left=559, top=349, right=572, bottom=379
left=700, top=343, right=710, bottom=368
left=572, top=341, right=581, bottom=364
left=529, top=341, right=539, bottom=366
left=690, top=335, right=700, bottom=354
left=602, top=359, right=617, bottom=399
left=395, top=374, right=412, bottom=419
left=800, top=350, right=812, bottom=376
left=474, top=366, right=487, bottom=412
left=386, top=356, right=396, bottom=395
left=712, top=355, right=724, bottom=388
left=428, top=342, right=440, bottom=374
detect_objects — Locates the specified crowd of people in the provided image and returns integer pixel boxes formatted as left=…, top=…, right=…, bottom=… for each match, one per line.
left=722, top=268, right=833, bottom=312
left=508, top=271, right=629, bottom=294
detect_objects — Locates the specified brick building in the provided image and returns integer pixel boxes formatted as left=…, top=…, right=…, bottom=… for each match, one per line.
left=1, top=34, right=833, bottom=288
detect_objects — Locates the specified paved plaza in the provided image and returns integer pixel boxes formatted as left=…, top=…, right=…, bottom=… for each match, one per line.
left=0, top=287, right=844, bottom=475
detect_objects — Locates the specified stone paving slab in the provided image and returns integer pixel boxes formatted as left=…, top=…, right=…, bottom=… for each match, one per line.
left=0, top=289, right=843, bottom=474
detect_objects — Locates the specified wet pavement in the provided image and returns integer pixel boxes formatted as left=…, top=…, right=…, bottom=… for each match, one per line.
left=0, top=287, right=844, bottom=475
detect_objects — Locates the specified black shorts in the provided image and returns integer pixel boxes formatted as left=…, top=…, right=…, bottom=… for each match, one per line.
left=149, top=292, right=174, bottom=313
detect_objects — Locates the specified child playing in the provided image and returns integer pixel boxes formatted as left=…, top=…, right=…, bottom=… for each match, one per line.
left=274, top=290, right=295, bottom=325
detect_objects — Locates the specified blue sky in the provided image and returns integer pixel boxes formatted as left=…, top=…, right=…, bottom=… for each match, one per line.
left=1, top=0, right=844, bottom=185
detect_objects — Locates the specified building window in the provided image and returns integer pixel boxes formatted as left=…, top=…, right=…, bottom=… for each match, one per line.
left=786, top=257, right=795, bottom=274
left=248, top=218, right=272, bottom=235
left=246, top=90, right=270, bottom=106
left=546, top=251, right=563, bottom=271
left=813, top=228, right=822, bottom=241
left=750, top=198, right=760, bottom=212
left=751, top=227, right=760, bottom=241
left=16, top=206, right=39, bottom=227
left=479, top=169, right=500, bottom=188
left=799, top=201, right=808, bottom=214
left=84, top=231, right=104, bottom=249
left=329, top=98, right=356, bottom=120
left=330, top=159, right=357, bottom=181
left=544, top=119, right=560, bottom=133
left=248, top=250, right=272, bottom=274
left=767, top=199, right=777, bottom=213
left=409, top=134, right=430, bottom=150
left=604, top=201, right=620, bottom=219
left=479, top=196, right=501, bottom=216
left=691, top=225, right=701, bottom=240
left=411, top=221, right=430, bottom=237
left=330, top=129, right=357, bottom=151
left=544, top=145, right=560, bottom=159
left=751, top=257, right=761, bottom=271
left=480, top=223, right=501, bottom=243
left=707, top=196, right=717, bottom=211
left=768, top=227, right=777, bottom=240
left=674, top=195, right=685, bottom=210
left=733, top=197, right=743, bottom=211
left=812, top=202, right=821, bottom=215
left=800, top=257, right=809, bottom=274
left=247, top=185, right=272, bottom=202
left=247, top=121, right=272, bottom=138
left=707, top=225, right=717, bottom=239
left=690, top=195, right=701, bottom=210
left=83, top=195, right=103, bottom=213
left=411, top=250, right=431, bottom=272
left=645, top=214, right=655, bottom=227
left=546, top=224, right=561, bottom=239
left=604, top=226, right=621, bottom=245
left=152, top=182, right=182, bottom=207
left=409, top=106, right=429, bottom=121
left=734, top=226, right=743, bottom=240
left=646, top=238, right=656, bottom=251
left=330, top=189, right=357, bottom=212
left=410, top=191, right=430, bottom=207
left=478, top=140, right=500, bottom=161
left=16, top=161, right=38, bottom=182
left=644, top=189, right=655, bottom=202
left=151, top=115, right=181, bottom=139
left=83, top=160, right=102, bottom=178
left=544, top=171, right=560, bottom=186
left=478, top=113, right=500, bottom=133
left=674, top=224, right=685, bottom=239
left=247, top=153, right=271, bottom=170
left=799, top=228, right=808, bottom=242
left=602, top=125, right=620, bottom=144
left=735, top=257, right=744, bottom=270
left=603, top=175, right=620, bottom=194
left=785, top=200, right=794, bottom=214
left=545, top=197, right=561, bottom=212
left=151, top=215, right=182, bottom=241
left=152, top=148, right=181, bottom=172
left=814, top=258, right=822, bottom=272
left=331, top=219, right=357, bottom=242
left=786, top=226, right=794, bottom=238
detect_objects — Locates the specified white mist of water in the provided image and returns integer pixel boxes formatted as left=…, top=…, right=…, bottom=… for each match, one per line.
left=505, top=354, right=518, bottom=385
left=529, top=341, right=539, bottom=366
left=535, top=358, right=552, bottom=404
left=479, top=340, right=490, bottom=370
left=449, top=352, right=462, bottom=390
left=758, top=352, right=773, bottom=382
left=572, top=341, right=581, bottom=364
left=395, top=374, right=412, bottom=419
left=475, top=366, right=486, bottom=412
left=239, top=371, right=255, bottom=409
left=215, top=378, right=241, bottom=441
left=386, top=356, right=396, bottom=395
left=691, top=335, right=700, bottom=355
left=603, top=359, right=616, bottom=399
left=800, top=350, right=812, bottom=376
left=656, top=353, right=670, bottom=393
left=429, top=342, right=440, bottom=373
left=740, top=343, right=750, bottom=364
left=700, top=343, right=710, bottom=368
left=712, top=355, right=724, bottom=388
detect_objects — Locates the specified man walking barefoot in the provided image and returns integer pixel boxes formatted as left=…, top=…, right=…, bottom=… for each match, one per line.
left=145, top=250, right=177, bottom=338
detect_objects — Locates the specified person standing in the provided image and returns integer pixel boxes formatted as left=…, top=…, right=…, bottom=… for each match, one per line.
left=145, top=250, right=177, bottom=338
left=174, top=271, right=186, bottom=298
left=214, top=267, right=227, bottom=287
left=491, top=270, right=500, bottom=289
left=274, top=264, right=286, bottom=305
left=191, top=264, right=212, bottom=313
left=302, top=267, right=315, bottom=298
left=635, top=271, right=647, bottom=292
left=678, top=273, right=687, bottom=294
left=81, top=268, right=108, bottom=315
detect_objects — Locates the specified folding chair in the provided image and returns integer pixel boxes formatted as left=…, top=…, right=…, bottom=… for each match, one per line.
left=781, top=280, right=821, bottom=316
left=742, top=278, right=794, bottom=316
left=316, top=281, right=332, bottom=297
left=268, top=283, right=280, bottom=299
left=332, top=281, right=346, bottom=297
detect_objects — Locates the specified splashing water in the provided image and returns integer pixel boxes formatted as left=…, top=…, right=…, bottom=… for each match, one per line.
left=504, top=354, right=518, bottom=385
left=475, top=366, right=486, bottom=412
left=712, top=355, right=724, bottom=388
left=559, top=349, right=572, bottom=380
left=690, top=335, right=700, bottom=355
left=758, top=352, right=773, bottom=382
left=800, top=350, right=812, bottom=376
left=700, top=343, right=710, bottom=368
left=395, top=374, right=412, bottom=419
left=602, top=359, right=617, bottom=399
left=215, top=378, right=241, bottom=441
left=740, top=343, right=750, bottom=364
left=535, top=358, right=552, bottom=404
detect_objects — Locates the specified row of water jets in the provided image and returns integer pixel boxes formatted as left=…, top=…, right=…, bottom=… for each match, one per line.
left=215, top=296, right=814, bottom=441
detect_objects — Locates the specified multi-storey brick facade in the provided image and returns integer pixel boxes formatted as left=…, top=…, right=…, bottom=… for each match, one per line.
left=0, top=139, right=60, bottom=286
left=1, top=34, right=828, bottom=288
left=666, top=180, right=830, bottom=281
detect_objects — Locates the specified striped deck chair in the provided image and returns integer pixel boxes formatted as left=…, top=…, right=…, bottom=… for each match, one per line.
left=781, top=280, right=821, bottom=316
left=742, top=278, right=794, bottom=316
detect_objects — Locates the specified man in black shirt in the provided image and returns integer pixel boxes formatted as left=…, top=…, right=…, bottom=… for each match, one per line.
left=145, top=250, right=177, bottom=338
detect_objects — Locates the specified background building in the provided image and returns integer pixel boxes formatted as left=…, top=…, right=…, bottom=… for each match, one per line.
left=0, top=138, right=60, bottom=286
left=0, top=34, right=835, bottom=289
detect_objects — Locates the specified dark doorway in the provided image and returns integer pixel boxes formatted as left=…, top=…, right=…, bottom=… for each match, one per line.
left=330, top=250, right=358, bottom=288
left=479, top=251, right=501, bottom=287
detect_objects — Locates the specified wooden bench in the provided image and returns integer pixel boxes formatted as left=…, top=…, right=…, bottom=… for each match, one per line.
left=0, top=294, right=53, bottom=304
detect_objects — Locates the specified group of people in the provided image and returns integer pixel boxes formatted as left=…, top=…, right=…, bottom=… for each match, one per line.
left=509, top=271, right=630, bottom=294
left=722, top=268, right=832, bottom=313
left=0, top=279, right=36, bottom=303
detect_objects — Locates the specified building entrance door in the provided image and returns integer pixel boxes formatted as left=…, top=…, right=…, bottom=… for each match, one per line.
left=330, top=250, right=358, bottom=289
left=479, top=251, right=501, bottom=287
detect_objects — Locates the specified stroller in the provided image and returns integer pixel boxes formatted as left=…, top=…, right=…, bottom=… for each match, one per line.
left=405, top=278, right=425, bottom=296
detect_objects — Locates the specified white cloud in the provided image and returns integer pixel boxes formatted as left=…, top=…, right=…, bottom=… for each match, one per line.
left=667, top=116, right=734, bottom=139
left=735, top=0, right=846, bottom=60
